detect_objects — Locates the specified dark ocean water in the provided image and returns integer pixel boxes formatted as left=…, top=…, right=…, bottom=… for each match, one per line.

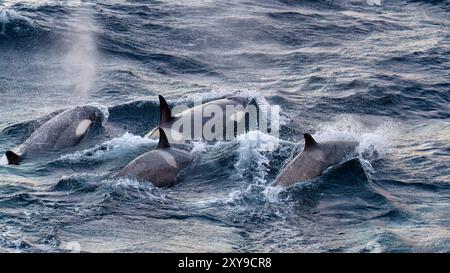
left=0, top=0, right=449, bottom=252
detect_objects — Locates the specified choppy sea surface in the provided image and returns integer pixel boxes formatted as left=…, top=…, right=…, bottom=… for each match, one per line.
left=0, top=0, right=449, bottom=252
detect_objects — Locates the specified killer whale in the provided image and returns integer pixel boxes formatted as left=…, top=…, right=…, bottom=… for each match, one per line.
left=117, top=128, right=193, bottom=187
left=274, top=133, right=359, bottom=188
left=145, top=95, right=258, bottom=143
left=4, top=105, right=106, bottom=165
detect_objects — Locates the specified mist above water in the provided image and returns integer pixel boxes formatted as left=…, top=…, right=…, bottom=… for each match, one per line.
left=63, top=5, right=98, bottom=103
left=0, top=9, right=9, bottom=35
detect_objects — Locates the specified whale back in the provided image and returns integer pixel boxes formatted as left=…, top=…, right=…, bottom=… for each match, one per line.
left=25, top=106, right=102, bottom=152
left=6, top=105, right=105, bottom=164
left=146, top=95, right=255, bottom=142
left=119, top=128, right=193, bottom=187
left=118, top=148, right=192, bottom=187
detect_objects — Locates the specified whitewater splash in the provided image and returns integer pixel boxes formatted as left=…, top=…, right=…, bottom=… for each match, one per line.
left=314, top=114, right=396, bottom=159
left=234, top=131, right=277, bottom=184
left=367, top=0, right=382, bottom=6
left=0, top=7, right=34, bottom=35
left=58, top=132, right=156, bottom=163
left=0, top=154, right=7, bottom=166
left=224, top=115, right=397, bottom=205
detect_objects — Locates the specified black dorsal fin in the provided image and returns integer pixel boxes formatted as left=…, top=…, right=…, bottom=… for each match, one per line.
left=304, top=133, right=318, bottom=149
left=159, top=95, right=172, bottom=125
left=157, top=128, right=170, bottom=149
left=5, top=151, right=21, bottom=165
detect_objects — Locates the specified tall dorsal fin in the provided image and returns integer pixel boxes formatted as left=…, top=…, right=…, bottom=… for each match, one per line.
left=157, top=128, right=170, bottom=149
left=159, top=95, right=172, bottom=125
left=5, top=151, right=21, bottom=165
left=304, top=133, right=318, bottom=149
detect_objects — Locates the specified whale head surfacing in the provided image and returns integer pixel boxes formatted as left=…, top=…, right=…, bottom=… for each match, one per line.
left=118, top=128, right=193, bottom=188
left=274, top=133, right=359, bottom=188
left=4, top=105, right=106, bottom=165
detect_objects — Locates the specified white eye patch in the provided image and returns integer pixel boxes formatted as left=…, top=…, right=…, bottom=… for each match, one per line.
left=75, top=119, right=93, bottom=137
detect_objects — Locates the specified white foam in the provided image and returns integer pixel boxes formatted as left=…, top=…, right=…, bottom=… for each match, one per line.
left=0, top=8, right=31, bottom=35
left=59, top=172, right=107, bottom=181
left=168, top=89, right=270, bottom=111
left=366, top=0, right=382, bottom=6
left=103, top=177, right=146, bottom=189
left=191, top=141, right=208, bottom=154
left=314, top=115, right=397, bottom=158
left=88, top=103, right=109, bottom=123
left=225, top=184, right=253, bottom=204
left=234, top=131, right=279, bottom=184
left=0, top=154, right=8, bottom=166
left=100, top=177, right=168, bottom=200
left=0, top=7, right=33, bottom=24
left=261, top=185, right=286, bottom=203
left=221, top=130, right=295, bottom=204
left=58, top=133, right=156, bottom=162
left=225, top=184, right=289, bottom=207
left=0, top=224, right=26, bottom=253
left=227, top=115, right=398, bottom=204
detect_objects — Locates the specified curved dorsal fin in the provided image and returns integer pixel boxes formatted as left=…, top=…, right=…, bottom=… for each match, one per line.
left=159, top=95, right=172, bottom=125
left=157, top=128, right=170, bottom=149
left=304, top=133, right=318, bottom=149
left=5, top=151, right=21, bottom=165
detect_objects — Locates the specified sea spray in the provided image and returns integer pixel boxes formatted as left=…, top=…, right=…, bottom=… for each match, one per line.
left=0, top=7, right=34, bottom=35
left=314, top=114, right=396, bottom=158
left=58, top=133, right=157, bottom=163
left=0, top=8, right=9, bottom=35
left=63, top=3, right=98, bottom=103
